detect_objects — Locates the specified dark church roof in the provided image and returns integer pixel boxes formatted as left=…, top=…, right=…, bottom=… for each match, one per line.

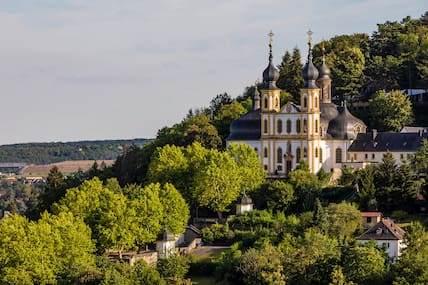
left=348, top=132, right=428, bottom=152
left=327, top=106, right=365, bottom=139
left=228, top=109, right=261, bottom=140
left=320, top=102, right=339, bottom=126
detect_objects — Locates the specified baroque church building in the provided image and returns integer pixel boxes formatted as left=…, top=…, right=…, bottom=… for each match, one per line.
left=227, top=31, right=367, bottom=175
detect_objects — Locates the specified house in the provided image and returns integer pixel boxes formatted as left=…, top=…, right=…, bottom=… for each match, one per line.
left=347, top=130, right=427, bottom=166
left=356, top=218, right=406, bottom=262
left=227, top=30, right=366, bottom=176
left=360, top=212, right=382, bottom=229
left=236, top=193, right=254, bottom=215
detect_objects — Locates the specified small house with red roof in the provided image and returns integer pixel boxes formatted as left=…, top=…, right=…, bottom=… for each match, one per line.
left=360, top=212, right=382, bottom=229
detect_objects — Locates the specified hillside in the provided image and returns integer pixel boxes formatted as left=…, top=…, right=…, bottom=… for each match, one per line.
left=0, top=138, right=151, bottom=164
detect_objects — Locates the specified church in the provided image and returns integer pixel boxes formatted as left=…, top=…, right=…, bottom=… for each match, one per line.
left=227, top=31, right=367, bottom=175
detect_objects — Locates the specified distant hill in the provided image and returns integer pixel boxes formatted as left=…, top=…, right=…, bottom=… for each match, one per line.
left=0, top=138, right=152, bottom=165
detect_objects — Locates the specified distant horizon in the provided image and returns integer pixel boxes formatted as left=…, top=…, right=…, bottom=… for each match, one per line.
left=0, top=137, right=153, bottom=146
left=0, top=1, right=426, bottom=145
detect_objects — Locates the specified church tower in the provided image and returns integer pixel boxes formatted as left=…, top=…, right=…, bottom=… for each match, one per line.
left=317, top=42, right=332, bottom=103
left=300, top=30, right=322, bottom=172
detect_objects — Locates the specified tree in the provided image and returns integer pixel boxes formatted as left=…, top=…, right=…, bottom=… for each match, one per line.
left=412, top=139, right=428, bottom=175
left=326, top=202, right=361, bottom=240
left=226, top=143, right=265, bottom=193
left=0, top=213, right=96, bottom=284
left=277, top=47, right=304, bottom=103
left=157, top=254, right=190, bottom=283
left=356, top=165, right=378, bottom=211
left=369, top=89, right=414, bottom=131
left=213, top=101, right=247, bottom=146
left=341, top=242, right=388, bottom=285
left=36, top=166, right=66, bottom=216
left=264, top=180, right=295, bottom=212
left=237, top=243, right=285, bottom=285
left=288, top=168, right=321, bottom=212
left=193, top=148, right=242, bottom=219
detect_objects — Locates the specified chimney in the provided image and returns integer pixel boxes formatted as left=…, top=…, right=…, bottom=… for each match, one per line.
left=372, top=129, right=377, bottom=140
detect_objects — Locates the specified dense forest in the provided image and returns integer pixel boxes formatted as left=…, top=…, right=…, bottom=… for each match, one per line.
left=0, top=12, right=428, bottom=285
left=0, top=139, right=151, bottom=164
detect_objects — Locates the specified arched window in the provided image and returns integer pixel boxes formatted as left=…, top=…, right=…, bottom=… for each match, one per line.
left=264, top=96, right=268, bottom=109
left=315, top=120, right=319, bottom=133
left=264, top=147, right=268, bottom=158
left=277, top=148, right=283, bottom=163
left=303, top=119, right=307, bottom=133
left=303, top=147, right=307, bottom=158
left=263, top=119, right=268, bottom=134
left=335, top=148, right=342, bottom=163
left=315, top=148, right=318, bottom=158
left=287, top=142, right=292, bottom=154
left=303, top=96, right=307, bottom=108
left=319, top=148, right=323, bottom=163
left=275, top=97, right=279, bottom=108
left=314, top=96, right=318, bottom=108
left=286, top=119, right=292, bottom=133
left=296, top=147, right=301, bottom=163
left=254, top=147, right=258, bottom=154
left=277, top=119, right=283, bottom=134
left=296, top=119, right=301, bottom=133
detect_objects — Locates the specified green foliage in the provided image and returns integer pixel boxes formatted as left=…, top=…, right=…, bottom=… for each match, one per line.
left=277, top=47, right=304, bottom=103
left=263, top=180, right=295, bottom=212
left=0, top=213, right=96, bottom=284
left=341, top=242, right=388, bottom=285
left=288, top=168, right=321, bottom=212
left=213, top=101, right=247, bottom=145
left=157, top=254, right=190, bottom=282
left=369, top=90, right=414, bottom=131
left=326, top=202, right=362, bottom=240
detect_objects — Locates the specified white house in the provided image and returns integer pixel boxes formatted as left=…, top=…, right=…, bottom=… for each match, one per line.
left=356, top=218, right=406, bottom=262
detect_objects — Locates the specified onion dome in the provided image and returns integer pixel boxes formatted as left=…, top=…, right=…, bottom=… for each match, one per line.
left=320, top=102, right=339, bottom=131
left=327, top=104, right=366, bottom=140
left=262, top=31, right=280, bottom=90
left=318, top=42, right=331, bottom=79
left=228, top=109, right=261, bottom=140
left=302, top=30, right=319, bottom=88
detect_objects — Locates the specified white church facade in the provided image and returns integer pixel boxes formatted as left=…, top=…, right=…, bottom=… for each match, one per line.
left=227, top=31, right=367, bottom=175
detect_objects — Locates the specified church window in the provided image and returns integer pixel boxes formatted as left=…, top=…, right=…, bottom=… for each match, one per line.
left=254, top=147, right=258, bottom=154
left=264, top=96, right=268, bottom=109
left=315, top=148, right=318, bottom=158
left=263, top=119, right=268, bottom=134
left=277, top=148, right=283, bottom=163
left=287, top=142, right=292, bottom=154
left=264, top=147, right=268, bottom=158
left=314, top=96, right=318, bottom=108
left=315, top=120, right=318, bottom=133
left=303, top=147, right=307, bottom=158
left=296, top=119, right=301, bottom=133
left=277, top=119, right=283, bottom=133
left=296, top=148, right=301, bottom=163
left=365, top=153, right=368, bottom=160
left=355, top=125, right=361, bottom=133
left=303, top=96, right=307, bottom=108
left=303, top=119, right=307, bottom=133
left=319, top=148, right=323, bottom=163
left=275, top=97, right=279, bottom=108
left=286, top=119, right=292, bottom=133
left=372, top=153, right=375, bottom=159
left=335, top=148, right=343, bottom=163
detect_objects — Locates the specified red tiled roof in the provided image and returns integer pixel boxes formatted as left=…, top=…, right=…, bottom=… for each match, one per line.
left=360, top=212, right=382, bottom=217
left=356, top=218, right=405, bottom=241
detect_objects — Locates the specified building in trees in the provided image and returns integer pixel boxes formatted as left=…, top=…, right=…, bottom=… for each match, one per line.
left=227, top=30, right=367, bottom=175
left=236, top=193, right=254, bottom=215
left=356, top=218, right=406, bottom=262
left=348, top=130, right=428, bottom=166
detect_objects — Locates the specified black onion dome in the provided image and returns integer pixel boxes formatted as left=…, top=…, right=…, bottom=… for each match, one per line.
left=262, top=59, right=280, bottom=89
left=228, top=109, right=261, bottom=140
left=302, top=46, right=319, bottom=88
left=327, top=106, right=366, bottom=139
left=320, top=102, right=339, bottom=127
left=318, top=60, right=331, bottom=79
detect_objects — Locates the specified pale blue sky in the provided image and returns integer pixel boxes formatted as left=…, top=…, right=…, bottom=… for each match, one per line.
left=0, top=0, right=425, bottom=144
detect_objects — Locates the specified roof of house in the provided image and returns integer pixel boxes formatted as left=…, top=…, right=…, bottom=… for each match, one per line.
left=361, top=212, right=382, bottom=217
left=348, top=132, right=428, bottom=152
left=356, top=218, right=405, bottom=241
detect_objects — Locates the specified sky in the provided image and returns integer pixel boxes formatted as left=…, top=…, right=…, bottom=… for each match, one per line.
left=0, top=0, right=426, bottom=145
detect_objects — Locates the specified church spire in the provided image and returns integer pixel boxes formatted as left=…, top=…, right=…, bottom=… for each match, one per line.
left=317, top=39, right=332, bottom=103
left=262, top=30, right=279, bottom=90
left=302, top=29, right=319, bottom=89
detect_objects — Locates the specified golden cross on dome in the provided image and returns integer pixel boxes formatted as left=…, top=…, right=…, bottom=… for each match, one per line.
left=307, top=29, right=313, bottom=45
left=268, top=30, right=274, bottom=47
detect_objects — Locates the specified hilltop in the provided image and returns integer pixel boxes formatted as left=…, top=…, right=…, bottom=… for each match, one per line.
left=0, top=138, right=152, bottom=165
